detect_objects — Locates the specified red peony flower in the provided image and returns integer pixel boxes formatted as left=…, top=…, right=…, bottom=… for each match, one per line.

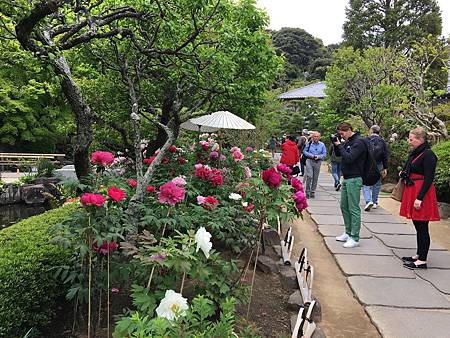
left=161, top=157, right=170, bottom=164
left=245, top=203, right=254, bottom=212
left=202, top=196, right=219, bottom=210
left=168, top=145, right=177, bottom=153
left=209, top=169, right=223, bottom=186
left=144, top=156, right=156, bottom=165
left=80, top=193, right=106, bottom=207
left=93, top=240, right=119, bottom=255
left=262, top=167, right=282, bottom=188
left=91, top=151, right=115, bottom=166
left=127, top=178, right=137, bottom=188
left=107, top=186, right=126, bottom=202
left=146, top=185, right=156, bottom=193
left=158, top=181, right=185, bottom=206
left=177, top=157, right=187, bottom=164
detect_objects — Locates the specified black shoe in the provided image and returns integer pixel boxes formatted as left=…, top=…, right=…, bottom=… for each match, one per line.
left=403, top=261, right=427, bottom=270
left=310, top=193, right=315, bottom=198
left=402, top=256, right=417, bottom=263
left=335, top=183, right=342, bottom=191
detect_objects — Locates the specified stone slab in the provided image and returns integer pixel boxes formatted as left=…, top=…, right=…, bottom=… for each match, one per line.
left=375, top=234, right=444, bottom=251
left=366, top=306, right=450, bottom=338
left=307, top=206, right=342, bottom=215
left=348, top=276, right=450, bottom=308
left=363, top=222, right=416, bottom=235
left=310, top=194, right=337, bottom=201
left=317, top=224, right=372, bottom=239
left=324, top=238, right=393, bottom=256
left=334, top=254, right=414, bottom=278
left=361, top=213, right=406, bottom=223
left=306, top=200, right=340, bottom=207
left=311, top=214, right=344, bottom=225
left=392, top=249, right=450, bottom=269
left=416, top=269, right=450, bottom=294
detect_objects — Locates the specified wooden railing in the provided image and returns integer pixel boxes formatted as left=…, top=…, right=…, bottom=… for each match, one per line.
left=0, top=153, right=66, bottom=168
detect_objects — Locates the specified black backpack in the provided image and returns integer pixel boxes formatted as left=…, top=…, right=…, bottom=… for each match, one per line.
left=361, top=138, right=381, bottom=186
left=368, top=136, right=385, bottom=163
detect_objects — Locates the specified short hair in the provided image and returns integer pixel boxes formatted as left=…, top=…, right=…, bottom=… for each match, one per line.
left=409, top=127, right=427, bottom=141
left=370, top=125, right=381, bottom=134
left=287, top=135, right=297, bottom=142
left=336, top=122, right=353, bottom=132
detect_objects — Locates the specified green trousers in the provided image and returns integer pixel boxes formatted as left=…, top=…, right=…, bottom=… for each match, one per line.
left=340, top=177, right=363, bottom=241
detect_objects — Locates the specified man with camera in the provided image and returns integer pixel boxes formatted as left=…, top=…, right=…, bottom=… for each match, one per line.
left=332, top=122, right=367, bottom=248
left=303, top=131, right=326, bottom=198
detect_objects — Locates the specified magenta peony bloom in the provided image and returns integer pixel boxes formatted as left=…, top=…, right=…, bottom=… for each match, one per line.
left=245, top=146, right=253, bottom=152
left=276, top=164, right=292, bottom=175
left=261, top=167, right=282, bottom=188
left=91, top=151, right=115, bottom=166
left=219, top=154, right=226, bottom=161
left=80, top=193, right=106, bottom=207
left=107, top=186, right=126, bottom=202
left=293, top=190, right=308, bottom=211
left=127, top=178, right=138, bottom=188
left=232, top=150, right=244, bottom=161
left=93, top=240, right=119, bottom=254
left=209, top=168, right=223, bottom=186
left=209, top=151, right=219, bottom=159
left=158, top=181, right=185, bottom=206
left=291, top=177, right=304, bottom=192
left=111, top=287, right=120, bottom=294
left=146, top=185, right=156, bottom=193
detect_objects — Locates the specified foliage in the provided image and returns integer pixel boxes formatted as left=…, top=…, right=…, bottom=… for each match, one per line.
left=36, top=158, right=55, bottom=177
left=0, top=205, right=75, bottom=337
left=343, top=0, right=442, bottom=49
left=432, top=140, right=450, bottom=203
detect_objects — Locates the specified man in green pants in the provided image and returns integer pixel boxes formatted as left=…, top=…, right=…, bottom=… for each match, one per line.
left=332, top=122, right=368, bottom=248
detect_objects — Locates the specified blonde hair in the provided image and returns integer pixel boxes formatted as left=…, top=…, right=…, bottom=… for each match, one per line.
left=409, top=127, right=427, bottom=142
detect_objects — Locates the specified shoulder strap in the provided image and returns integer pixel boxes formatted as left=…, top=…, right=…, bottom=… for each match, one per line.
left=411, top=150, right=426, bottom=164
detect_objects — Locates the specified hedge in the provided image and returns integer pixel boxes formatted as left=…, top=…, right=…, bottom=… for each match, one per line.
left=0, top=204, right=75, bottom=337
left=432, top=140, right=450, bottom=203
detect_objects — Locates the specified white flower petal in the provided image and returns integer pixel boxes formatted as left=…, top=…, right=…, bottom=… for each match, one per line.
left=228, top=193, right=242, bottom=200
left=195, top=227, right=212, bottom=259
left=156, top=289, right=189, bottom=321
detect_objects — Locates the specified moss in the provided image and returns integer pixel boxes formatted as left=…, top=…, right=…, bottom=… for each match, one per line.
left=0, top=204, right=75, bottom=337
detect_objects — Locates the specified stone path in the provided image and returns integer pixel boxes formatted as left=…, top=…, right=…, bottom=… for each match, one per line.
left=307, top=173, right=450, bottom=338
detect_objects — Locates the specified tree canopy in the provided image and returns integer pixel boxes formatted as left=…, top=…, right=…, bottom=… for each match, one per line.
left=343, top=0, right=442, bottom=49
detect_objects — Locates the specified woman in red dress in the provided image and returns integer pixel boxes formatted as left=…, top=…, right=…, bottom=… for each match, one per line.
left=399, top=127, right=440, bottom=270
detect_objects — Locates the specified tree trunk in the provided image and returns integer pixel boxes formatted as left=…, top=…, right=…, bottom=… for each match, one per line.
left=53, top=55, right=93, bottom=179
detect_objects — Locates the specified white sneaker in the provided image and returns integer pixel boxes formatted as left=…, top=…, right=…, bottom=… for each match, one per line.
left=343, top=238, right=360, bottom=248
left=372, top=203, right=378, bottom=209
left=364, top=201, right=374, bottom=211
left=335, top=233, right=349, bottom=242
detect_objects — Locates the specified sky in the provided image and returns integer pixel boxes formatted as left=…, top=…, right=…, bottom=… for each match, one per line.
left=256, top=0, right=450, bottom=46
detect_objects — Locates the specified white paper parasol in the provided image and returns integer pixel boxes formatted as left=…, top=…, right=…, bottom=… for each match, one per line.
left=190, top=111, right=255, bottom=130
left=180, top=119, right=219, bottom=132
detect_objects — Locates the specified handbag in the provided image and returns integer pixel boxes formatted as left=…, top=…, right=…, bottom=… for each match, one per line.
left=391, top=178, right=404, bottom=202
left=300, top=142, right=312, bottom=166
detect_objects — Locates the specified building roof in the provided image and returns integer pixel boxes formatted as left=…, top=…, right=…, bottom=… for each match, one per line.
left=278, top=81, right=327, bottom=100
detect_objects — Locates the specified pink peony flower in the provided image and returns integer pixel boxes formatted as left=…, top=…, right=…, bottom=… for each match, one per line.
left=150, top=253, right=167, bottom=262
left=107, top=186, right=126, bottom=202
left=261, top=167, right=282, bottom=188
left=245, top=203, right=254, bottom=212
left=277, top=164, right=292, bottom=176
left=111, top=287, right=120, bottom=294
left=127, top=178, right=137, bottom=188
left=197, top=195, right=206, bottom=204
left=172, top=176, right=187, bottom=186
left=245, top=146, right=253, bottom=152
left=209, top=151, right=219, bottom=159
left=80, top=193, right=106, bottom=207
left=291, top=177, right=304, bottom=192
left=244, top=166, right=252, bottom=179
left=93, top=240, right=119, bottom=254
left=219, top=154, right=226, bottom=161
left=146, top=185, right=156, bottom=193
left=232, top=150, right=244, bottom=161
left=168, top=145, right=177, bottom=153
left=199, top=140, right=209, bottom=150
left=91, top=151, right=115, bottom=166
left=293, top=190, right=308, bottom=211
left=230, top=146, right=241, bottom=153
left=158, top=181, right=185, bottom=206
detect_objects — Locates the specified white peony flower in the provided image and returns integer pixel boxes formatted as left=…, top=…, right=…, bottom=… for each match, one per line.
left=195, top=227, right=212, bottom=259
left=228, top=193, right=242, bottom=201
left=242, top=201, right=248, bottom=207
left=155, top=289, right=189, bottom=321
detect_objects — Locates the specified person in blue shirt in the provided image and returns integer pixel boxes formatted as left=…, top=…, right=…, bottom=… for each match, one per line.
left=303, top=131, right=327, bottom=198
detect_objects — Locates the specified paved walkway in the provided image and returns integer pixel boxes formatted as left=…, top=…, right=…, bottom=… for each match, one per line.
left=308, top=173, right=450, bottom=338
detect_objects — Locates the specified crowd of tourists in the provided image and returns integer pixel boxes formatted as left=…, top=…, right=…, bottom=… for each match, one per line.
left=271, top=124, right=440, bottom=270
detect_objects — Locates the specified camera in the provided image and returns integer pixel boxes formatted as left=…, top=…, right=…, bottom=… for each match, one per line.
left=330, top=134, right=338, bottom=143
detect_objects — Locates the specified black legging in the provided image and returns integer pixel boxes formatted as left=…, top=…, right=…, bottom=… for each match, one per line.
left=413, top=220, right=430, bottom=261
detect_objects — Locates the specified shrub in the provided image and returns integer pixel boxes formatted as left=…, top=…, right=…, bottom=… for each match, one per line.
left=432, top=140, right=450, bottom=203
left=0, top=204, right=74, bottom=337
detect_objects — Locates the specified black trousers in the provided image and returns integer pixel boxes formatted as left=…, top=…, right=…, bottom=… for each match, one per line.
left=413, top=220, right=430, bottom=261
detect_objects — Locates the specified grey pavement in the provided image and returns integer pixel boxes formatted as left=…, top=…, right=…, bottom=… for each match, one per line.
left=307, top=171, right=450, bottom=337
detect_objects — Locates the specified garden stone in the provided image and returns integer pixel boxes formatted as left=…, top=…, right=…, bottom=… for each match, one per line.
left=323, top=238, right=392, bottom=256
left=0, top=184, right=21, bottom=205
left=34, top=177, right=60, bottom=185
left=20, top=184, right=46, bottom=205
left=416, top=269, right=450, bottom=294
left=437, top=202, right=450, bottom=219
left=311, top=214, right=344, bottom=225
left=272, top=245, right=282, bottom=257
left=279, top=265, right=298, bottom=290
left=263, top=228, right=281, bottom=247
left=310, top=297, right=322, bottom=323
left=375, top=234, right=444, bottom=250
left=312, top=327, right=326, bottom=338
left=380, top=183, right=396, bottom=193
left=361, top=213, right=405, bottom=223
left=256, top=255, right=278, bottom=274
left=363, top=222, right=415, bottom=235
left=317, top=224, right=372, bottom=239
left=287, top=290, right=303, bottom=311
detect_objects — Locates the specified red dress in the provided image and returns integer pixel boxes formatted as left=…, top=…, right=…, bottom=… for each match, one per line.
left=400, top=173, right=440, bottom=221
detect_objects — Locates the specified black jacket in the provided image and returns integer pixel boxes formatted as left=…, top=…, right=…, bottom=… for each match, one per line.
left=368, top=134, right=389, bottom=169
left=334, top=132, right=367, bottom=179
